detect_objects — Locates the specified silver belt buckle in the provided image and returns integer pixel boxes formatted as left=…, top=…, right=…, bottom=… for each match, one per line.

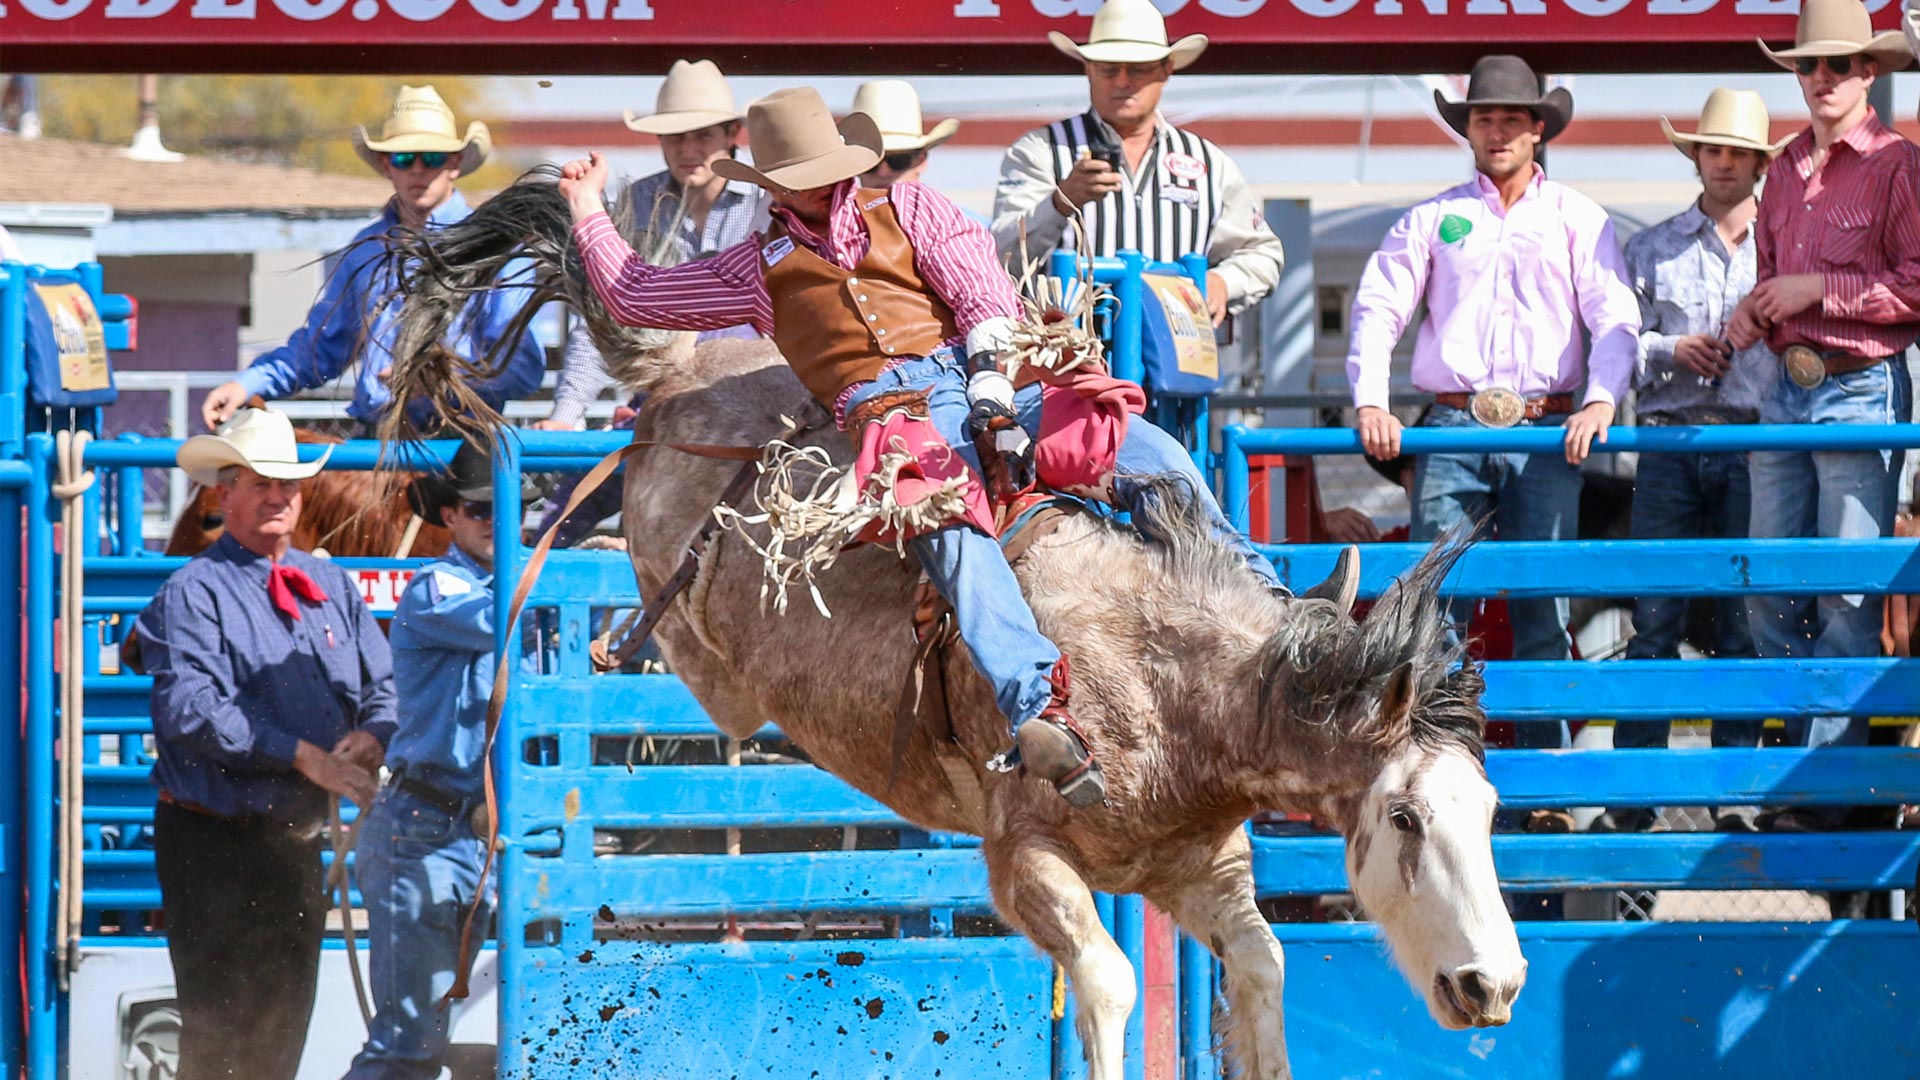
left=1783, top=345, right=1827, bottom=390
left=1468, top=387, right=1526, bottom=428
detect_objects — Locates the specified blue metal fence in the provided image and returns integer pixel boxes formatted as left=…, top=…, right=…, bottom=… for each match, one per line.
left=1219, top=421, right=1920, bottom=1077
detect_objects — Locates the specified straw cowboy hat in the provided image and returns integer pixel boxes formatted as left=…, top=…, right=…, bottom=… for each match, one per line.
left=178, top=407, right=330, bottom=488
left=1048, top=0, right=1208, bottom=71
left=1759, top=0, right=1912, bottom=71
left=1661, top=88, right=1791, bottom=160
left=849, top=81, right=959, bottom=154
left=1434, top=55, right=1575, bottom=143
left=711, top=87, right=882, bottom=193
left=352, top=85, right=491, bottom=174
left=624, top=59, right=744, bottom=136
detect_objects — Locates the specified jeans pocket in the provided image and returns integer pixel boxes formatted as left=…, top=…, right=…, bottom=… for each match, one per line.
left=388, top=799, right=458, bottom=857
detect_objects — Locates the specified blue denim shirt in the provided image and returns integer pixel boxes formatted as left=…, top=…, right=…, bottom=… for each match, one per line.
left=237, top=190, right=546, bottom=426
left=386, top=544, right=495, bottom=799
left=1622, top=201, right=1778, bottom=422
left=136, top=534, right=397, bottom=821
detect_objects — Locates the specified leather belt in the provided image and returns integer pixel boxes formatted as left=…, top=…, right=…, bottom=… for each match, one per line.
left=393, top=773, right=474, bottom=818
left=1641, top=410, right=1753, bottom=427
left=156, top=788, right=230, bottom=818
left=1433, top=391, right=1575, bottom=427
left=1781, top=346, right=1886, bottom=389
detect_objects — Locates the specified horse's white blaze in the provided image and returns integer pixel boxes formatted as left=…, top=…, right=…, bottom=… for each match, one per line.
left=1347, top=748, right=1526, bottom=1030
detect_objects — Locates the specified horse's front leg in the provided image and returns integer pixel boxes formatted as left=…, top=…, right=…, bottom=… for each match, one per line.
left=986, top=837, right=1135, bottom=1080
left=1149, top=831, right=1291, bottom=1080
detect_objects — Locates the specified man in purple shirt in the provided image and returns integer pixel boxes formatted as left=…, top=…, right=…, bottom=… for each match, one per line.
left=1345, top=56, right=1640, bottom=798
left=134, top=408, right=392, bottom=1079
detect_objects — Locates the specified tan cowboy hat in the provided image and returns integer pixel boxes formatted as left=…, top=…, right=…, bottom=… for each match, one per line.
left=1434, top=55, right=1574, bottom=143
left=624, top=59, right=744, bottom=136
left=178, top=407, right=331, bottom=488
left=1049, top=0, right=1208, bottom=71
left=353, top=85, right=490, bottom=174
left=711, top=87, right=882, bottom=193
left=1758, top=0, right=1912, bottom=72
left=1661, top=88, right=1791, bottom=160
left=850, top=80, right=959, bottom=154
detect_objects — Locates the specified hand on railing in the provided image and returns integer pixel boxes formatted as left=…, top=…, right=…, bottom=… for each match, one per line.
left=1562, top=401, right=1614, bottom=465
left=1355, top=405, right=1404, bottom=461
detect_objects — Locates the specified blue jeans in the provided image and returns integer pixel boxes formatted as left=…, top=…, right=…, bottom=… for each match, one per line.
left=1619, top=447, right=1761, bottom=749
left=1746, top=360, right=1911, bottom=748
left=344, top=786, right=493, bottom=1080
left=845, top=352, right=1278, bottom=732
left=1412, top=404, right=1580, bottom=750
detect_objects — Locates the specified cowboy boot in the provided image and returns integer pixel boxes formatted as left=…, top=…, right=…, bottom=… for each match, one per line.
left=1014, top=657, right=1106, bottom=808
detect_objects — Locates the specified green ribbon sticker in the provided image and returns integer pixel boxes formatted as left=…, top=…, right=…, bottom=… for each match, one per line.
left=1438, top=214, right=1474, bottom=245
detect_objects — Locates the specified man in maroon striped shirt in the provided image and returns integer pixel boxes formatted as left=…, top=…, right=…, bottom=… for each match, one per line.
left=559, top=87, right=1282, bottom=809
left=1727, top=0, right=1918, bottom=824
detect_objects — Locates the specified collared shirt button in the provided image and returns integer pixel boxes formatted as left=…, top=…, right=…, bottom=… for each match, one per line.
left=866, top=314, right=878, bottom=322
left=847, top=277, right=859, bottom=286
left=876, top=328, right=887, bottom=336
left=858, top=295, right=868, bottom=302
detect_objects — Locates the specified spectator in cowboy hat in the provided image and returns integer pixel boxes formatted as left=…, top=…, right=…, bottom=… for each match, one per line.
left=201, top=86, right=545, bottom=437
left=851, top=79, right=959, bottom=189
left=1346, top=54, right=1640, bottom=821
left=1726, top=0, right=1920, bottom=831
left=536, top=58, right=767, bottom=440
left=1599, top=88, right=1789, bottom=834
left=135, top=406, right=393, bottom=1079
left=346, top=439, right=506, bottom=1080
left=534, top=59, right=770, bottom=549
left=991, top=0, right=1284, bottom=326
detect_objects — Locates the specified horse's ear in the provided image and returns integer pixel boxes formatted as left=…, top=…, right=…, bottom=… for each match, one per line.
left=1381, top=662, right=1417, bottom=728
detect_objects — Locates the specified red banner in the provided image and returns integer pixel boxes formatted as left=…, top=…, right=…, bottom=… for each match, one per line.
left=1, top=0, right=1906, bottom=73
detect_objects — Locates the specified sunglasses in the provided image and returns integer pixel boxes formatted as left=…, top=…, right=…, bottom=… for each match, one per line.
left=1794, top=55, right=1857, bottom=77
left=388, top=150, right=454, bottom=171
left=879, top=151, right=923, bottom=173
left=460, top=500, right=493, bottom=521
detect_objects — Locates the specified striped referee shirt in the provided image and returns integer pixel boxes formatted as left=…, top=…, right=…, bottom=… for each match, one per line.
left=991, top=109, right=1284, bottom=317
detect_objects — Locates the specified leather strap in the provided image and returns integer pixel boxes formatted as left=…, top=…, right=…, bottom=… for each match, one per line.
left=446, top=418, right=825, bottom=1003
left=1433, top=392, right=1575, bottom=418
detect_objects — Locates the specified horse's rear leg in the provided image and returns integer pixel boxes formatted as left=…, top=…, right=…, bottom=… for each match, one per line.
left=988, top=840, right=1135, bottom=1080
left=1149, top=834, right=1291, bottom=1080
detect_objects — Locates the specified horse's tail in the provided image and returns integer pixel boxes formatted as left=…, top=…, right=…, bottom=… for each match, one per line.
left=377, top=166, right=688, bottom=447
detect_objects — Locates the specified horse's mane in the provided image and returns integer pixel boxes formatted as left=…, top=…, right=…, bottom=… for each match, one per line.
left=375, top=168, right=684, bottom=448
left=1255, top=531, right=1483, bottom=760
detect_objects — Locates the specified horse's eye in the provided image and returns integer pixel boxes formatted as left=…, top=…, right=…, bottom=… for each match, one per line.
left=1389, top=808, right=1421, bottom=834
left=200, top=512, right=224, bottom=531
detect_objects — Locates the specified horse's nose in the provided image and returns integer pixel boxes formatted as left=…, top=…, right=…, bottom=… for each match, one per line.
left=1448, top=960, right=1524, bottom=1026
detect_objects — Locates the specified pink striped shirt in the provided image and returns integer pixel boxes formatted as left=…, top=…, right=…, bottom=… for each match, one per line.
left=1756, top=114, right=1920, bottom=358
left=573, top=179, right=1019, bottom=346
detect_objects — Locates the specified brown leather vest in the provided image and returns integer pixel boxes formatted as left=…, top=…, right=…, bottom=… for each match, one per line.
left=760, top=190, right=962, bottom=406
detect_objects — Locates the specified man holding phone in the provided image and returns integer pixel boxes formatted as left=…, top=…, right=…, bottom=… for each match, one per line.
left=989, top=0, right=1283, bottom=326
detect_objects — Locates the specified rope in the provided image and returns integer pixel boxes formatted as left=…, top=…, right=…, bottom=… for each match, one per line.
left=329, top=796, right=374, bottom=1027
left=53, top=428, right=93, bottom=991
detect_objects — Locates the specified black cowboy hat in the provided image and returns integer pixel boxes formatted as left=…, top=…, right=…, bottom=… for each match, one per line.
left=406, top=439, right=521, bottom=522
left=1434, top=55, right=1574, bottom=143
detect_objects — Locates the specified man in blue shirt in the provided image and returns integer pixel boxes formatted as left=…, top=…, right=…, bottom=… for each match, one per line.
left=346, top=439, right=503, bottom=1080
left=200, top=86, right=545, bottom=436
left=136, top=407, right=394, bottom=1080
left=1602, top=89, right=1784, bottom=834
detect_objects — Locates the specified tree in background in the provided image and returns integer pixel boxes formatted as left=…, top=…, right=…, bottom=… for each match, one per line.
left=34, top=75, right=521, bottom=188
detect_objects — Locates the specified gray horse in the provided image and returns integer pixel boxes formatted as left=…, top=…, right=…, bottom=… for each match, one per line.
left=382, top=178, right=1526, bottom=1079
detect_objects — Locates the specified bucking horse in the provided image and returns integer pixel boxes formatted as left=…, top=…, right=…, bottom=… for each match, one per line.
left=379, top=175, right=1526, bottom=1079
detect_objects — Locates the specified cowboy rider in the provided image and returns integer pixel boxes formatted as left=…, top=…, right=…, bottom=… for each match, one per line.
left=557, top=87, right=1282, bottom=808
